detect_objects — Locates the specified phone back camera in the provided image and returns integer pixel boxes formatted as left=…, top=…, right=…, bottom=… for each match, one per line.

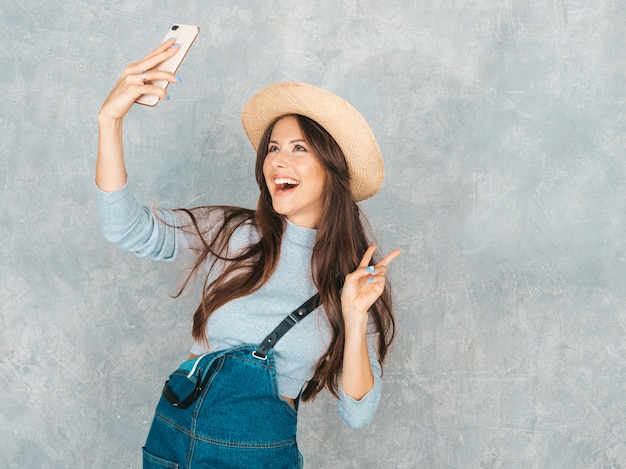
left=171, top=25, right=179, bottom=30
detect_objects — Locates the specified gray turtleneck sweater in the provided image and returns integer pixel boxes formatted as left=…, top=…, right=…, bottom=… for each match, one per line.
left=96, top=183, right=382, bottom=428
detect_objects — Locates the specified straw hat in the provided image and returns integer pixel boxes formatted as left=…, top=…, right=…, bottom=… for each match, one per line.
left=240, top=82, right=384, bottom=201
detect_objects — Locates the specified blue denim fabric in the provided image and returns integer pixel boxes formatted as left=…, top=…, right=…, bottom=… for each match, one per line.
left=143, top=345, right=303, bottom=469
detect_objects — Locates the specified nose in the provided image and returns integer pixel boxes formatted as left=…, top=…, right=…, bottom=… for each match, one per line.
left=271, top=148, right=289, bottom=167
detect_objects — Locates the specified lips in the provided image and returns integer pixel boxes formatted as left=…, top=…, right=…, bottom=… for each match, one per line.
left=273, top=177, right=300, bottom=194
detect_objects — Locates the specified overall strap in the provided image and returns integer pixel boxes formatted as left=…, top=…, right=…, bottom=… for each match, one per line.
left=253, top=293, right=321, bottom=360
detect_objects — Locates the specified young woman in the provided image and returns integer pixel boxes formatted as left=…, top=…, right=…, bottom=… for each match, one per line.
left=96, top=39, right=400, bottom=468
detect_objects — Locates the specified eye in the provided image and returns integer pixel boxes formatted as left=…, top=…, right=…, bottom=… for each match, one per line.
left=294, top=144, right=307, bottom=152
left=267, top=145, right=279, bottom=153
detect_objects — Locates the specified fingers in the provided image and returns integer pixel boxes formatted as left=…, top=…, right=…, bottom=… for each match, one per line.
left=368, top=249, right=400, bottom=282
left=139, top=69, right=181, bottom=85
left=358, top=246, right=401, bottom=269
left=136, top=83, right=169, bottom=101
left=378, top=249, right=401, bottom=267
left=146, top=37, right=177, bottom=59
left=120, top=70, right=179, bottom=100
left=349, top=246, right=400, bottom=284
left=364, top=264, right=388, bottom=284
left=357, top=245, right=377, bottom=268
left=124, top=39, right=179, bottom=76
left=141, top=41, right=180, bottom=72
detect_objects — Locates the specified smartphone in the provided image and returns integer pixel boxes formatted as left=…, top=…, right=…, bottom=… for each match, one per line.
left=136, top=24, right=200, bottom=106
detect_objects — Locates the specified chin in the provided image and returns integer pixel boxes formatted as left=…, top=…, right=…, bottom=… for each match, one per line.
left=270, top=204, right=288, bottom=218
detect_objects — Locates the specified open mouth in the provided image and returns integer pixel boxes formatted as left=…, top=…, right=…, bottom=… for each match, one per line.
left=274, top=178, right=300, bottom=194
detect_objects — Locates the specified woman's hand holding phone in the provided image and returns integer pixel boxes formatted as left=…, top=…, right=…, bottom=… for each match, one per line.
left=98, top=40, right=180, bottom=122
left=99, top=24, right=199, bottom=120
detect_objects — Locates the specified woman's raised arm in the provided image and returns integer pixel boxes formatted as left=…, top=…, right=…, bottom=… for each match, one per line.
left=96, top=39, right=180, bottom=192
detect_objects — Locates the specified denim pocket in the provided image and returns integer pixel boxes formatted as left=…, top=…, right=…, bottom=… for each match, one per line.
left=162, top=353, right=224, bottom=409
left=142, top=447, right=179, bottom=468
left=162, top=368, right=202, bottom=409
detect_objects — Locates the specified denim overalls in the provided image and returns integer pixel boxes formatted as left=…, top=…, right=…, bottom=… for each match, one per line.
left=142, top=294, right=320, bottom=469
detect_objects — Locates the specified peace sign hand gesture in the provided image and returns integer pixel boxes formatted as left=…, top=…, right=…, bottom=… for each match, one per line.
left=341, top=246, right=401, bottom=323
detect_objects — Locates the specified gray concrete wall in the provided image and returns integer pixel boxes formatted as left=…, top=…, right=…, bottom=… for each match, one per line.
left=1, top=1, right=624, bottom=467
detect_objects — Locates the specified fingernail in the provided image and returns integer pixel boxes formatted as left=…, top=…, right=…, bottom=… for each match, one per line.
left=368, top=277, right=375, bottom=283
left=167, top=37, right=175, bottom=42
left=166, top=93, right=170, bottom=101
left=172, top=43, right=180, bottom=48
left=366, top=266, right=373, bottom=273
left=175, top=75, right=183, bottom=83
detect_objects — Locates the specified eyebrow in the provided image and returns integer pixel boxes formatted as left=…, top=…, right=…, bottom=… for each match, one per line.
left=268, top=139, right=307, bottom=145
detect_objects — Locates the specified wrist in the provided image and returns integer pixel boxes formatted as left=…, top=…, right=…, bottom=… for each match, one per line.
left=343, top=313, right=368, bottom=339
left=97, top=111, right=123, bottom=129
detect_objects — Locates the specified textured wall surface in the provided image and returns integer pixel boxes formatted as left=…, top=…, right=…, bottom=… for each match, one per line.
left=1, top=1, right=624, bottom=468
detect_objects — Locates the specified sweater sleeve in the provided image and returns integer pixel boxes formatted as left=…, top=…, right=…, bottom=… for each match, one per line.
left=337, top=327, right=383, bottom=429
left=95, top=182, right=182, bottom=261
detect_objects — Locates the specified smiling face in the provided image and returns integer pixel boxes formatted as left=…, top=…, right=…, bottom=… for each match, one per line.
left=262, top=115, right=326, bottom=228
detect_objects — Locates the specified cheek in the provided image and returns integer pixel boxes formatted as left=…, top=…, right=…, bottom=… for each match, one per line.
left=314, top=165, right=327, bottom=192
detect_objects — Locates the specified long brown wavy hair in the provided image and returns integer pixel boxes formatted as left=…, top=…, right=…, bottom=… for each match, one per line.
left=174, top=114, right=395, bottom=401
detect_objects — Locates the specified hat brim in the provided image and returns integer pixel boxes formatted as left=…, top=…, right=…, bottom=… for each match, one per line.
left=240, top=82, right=383, bottom=202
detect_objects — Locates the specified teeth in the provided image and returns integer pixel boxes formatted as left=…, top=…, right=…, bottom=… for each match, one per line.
left=274, top=178, right=300, bottom=185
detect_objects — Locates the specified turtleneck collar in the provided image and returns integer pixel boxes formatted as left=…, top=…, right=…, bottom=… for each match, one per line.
left=284, top=219, right=317, bottom=248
